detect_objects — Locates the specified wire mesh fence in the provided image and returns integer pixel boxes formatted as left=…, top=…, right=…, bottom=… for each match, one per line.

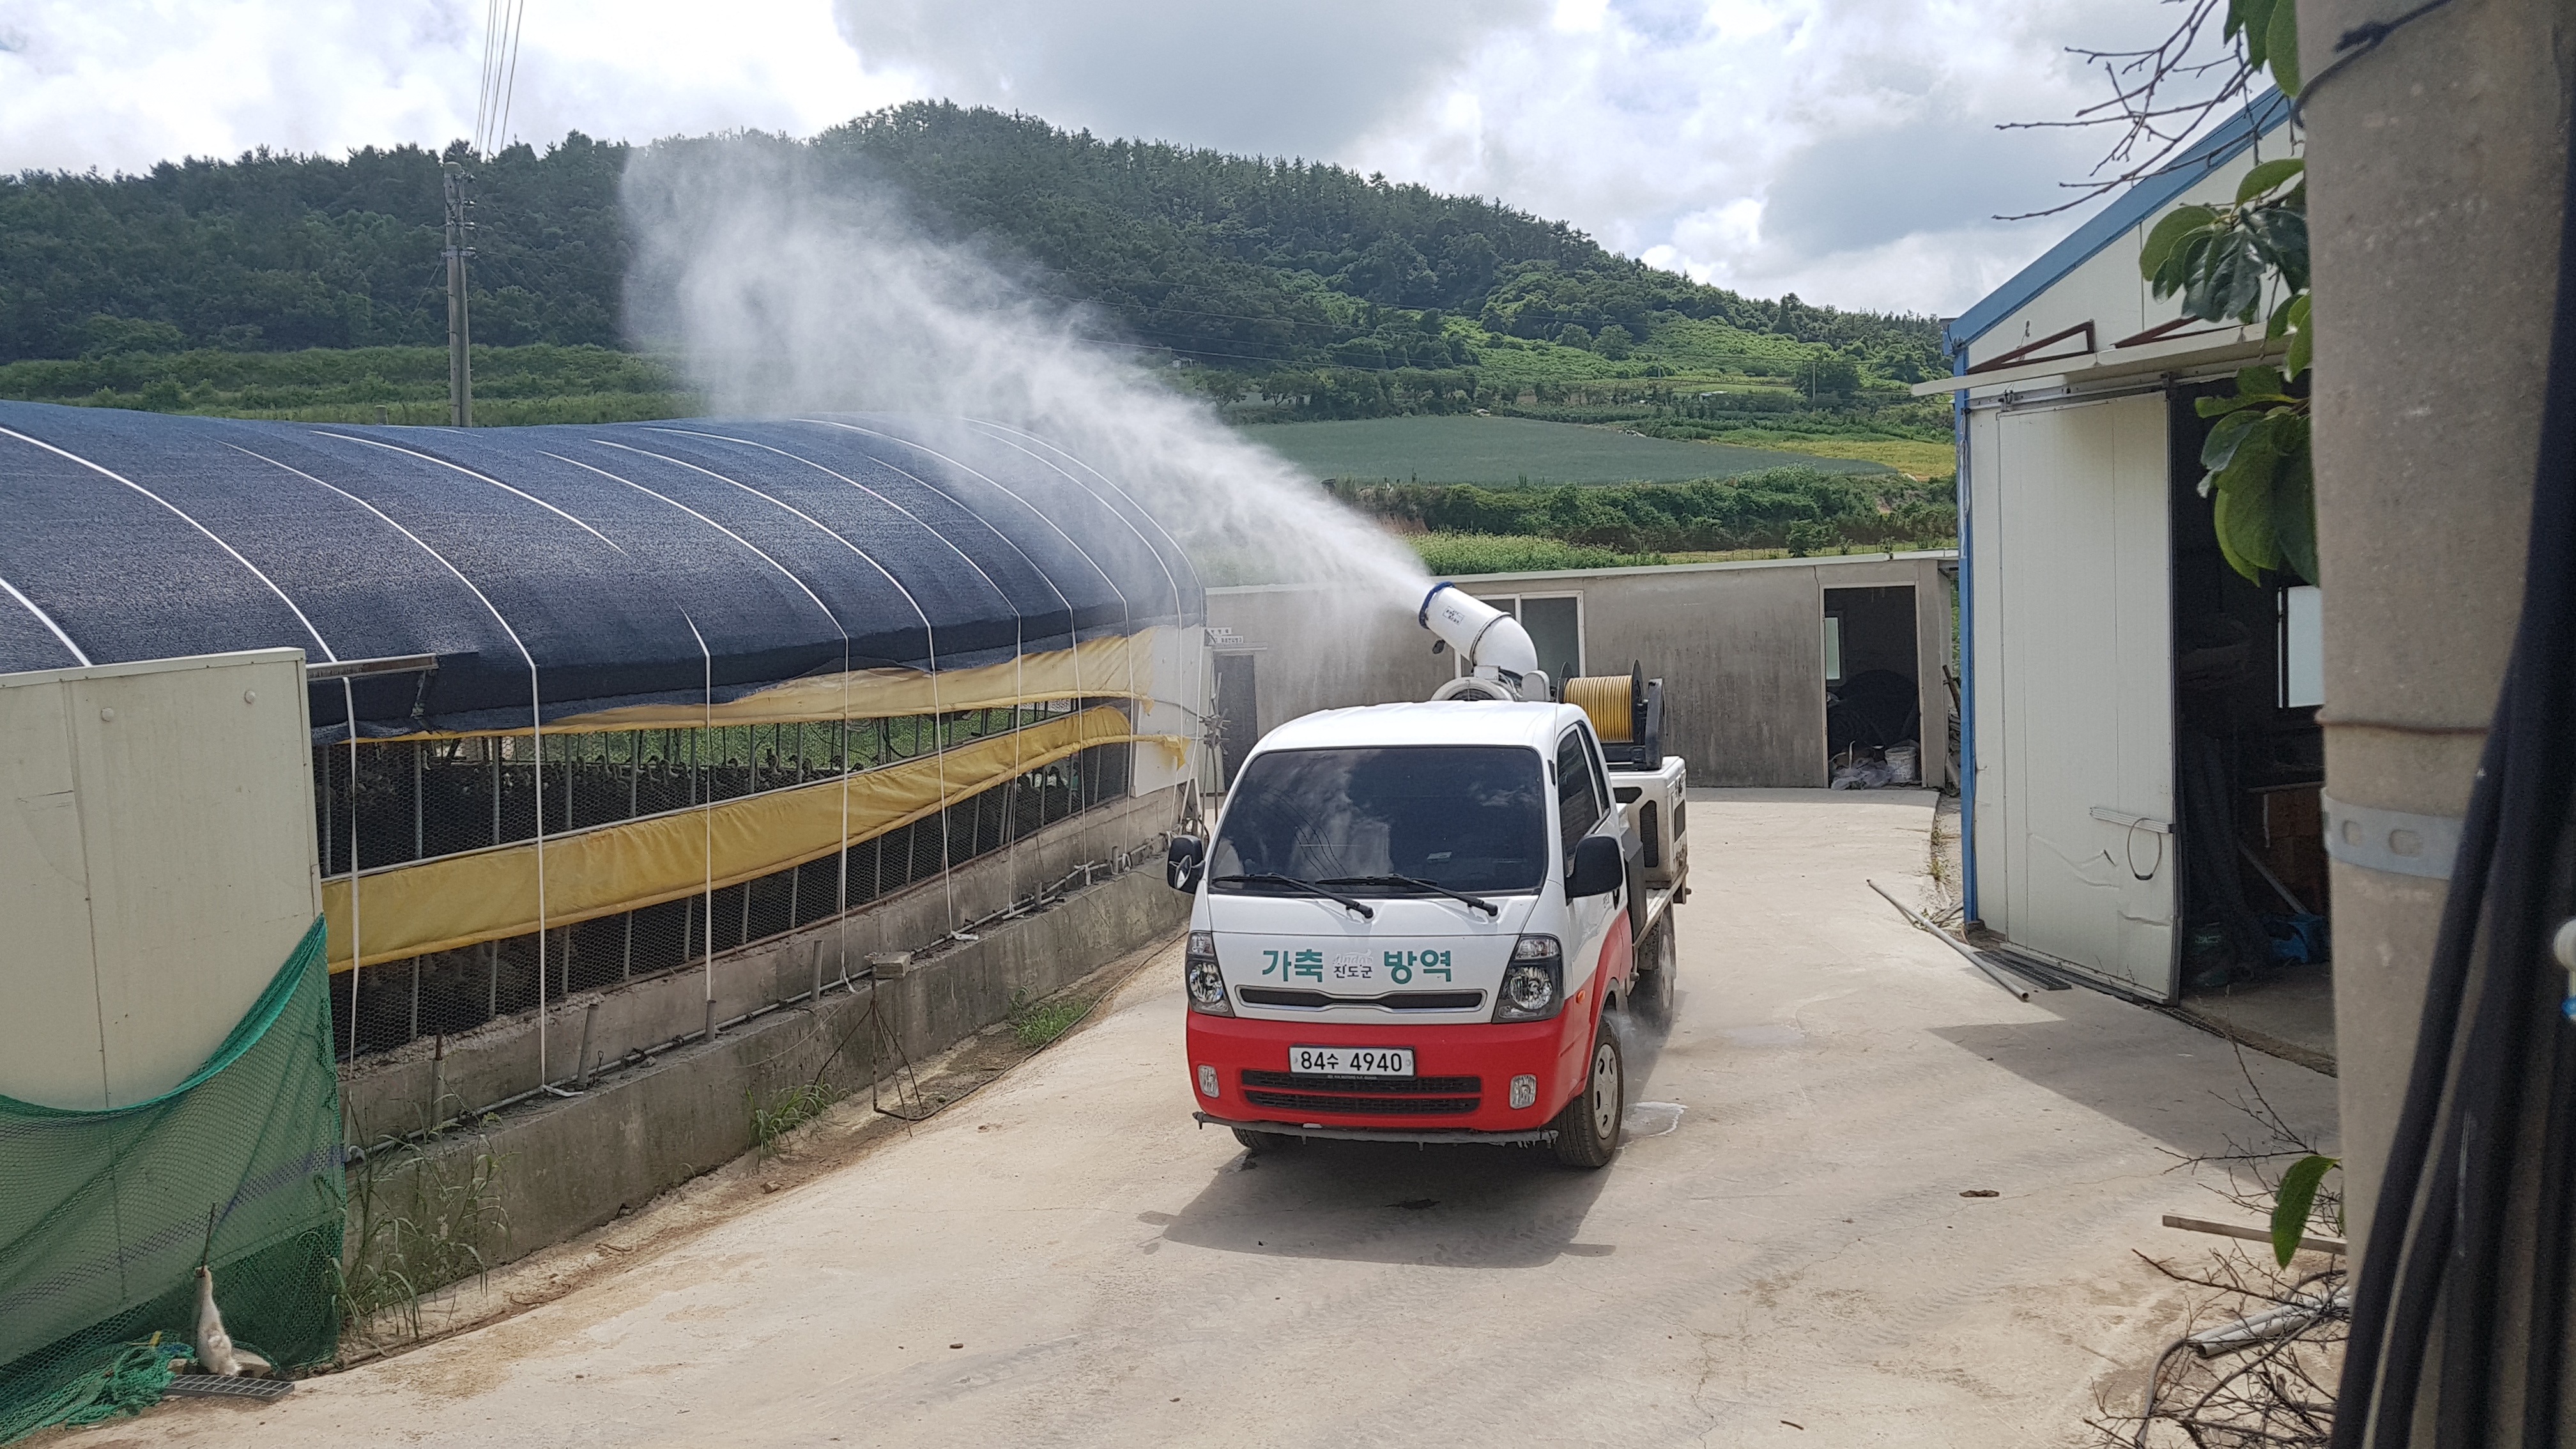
left=321, top=704, right=1133, bottom=1061
left=313, top=705, right=1065, bottom=876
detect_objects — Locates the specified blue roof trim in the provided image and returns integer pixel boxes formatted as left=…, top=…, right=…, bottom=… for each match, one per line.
left=1947, top=89, right=2294, bottom=352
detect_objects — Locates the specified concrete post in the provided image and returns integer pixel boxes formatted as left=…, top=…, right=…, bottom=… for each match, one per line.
left=2303, top=0, right=2573, bottom=1431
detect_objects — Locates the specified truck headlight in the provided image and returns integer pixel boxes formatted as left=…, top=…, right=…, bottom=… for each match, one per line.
left=1197, top=1064, right=1221, bottom=1098
left=1186, top=931, right=1231, bottom=1016
left=1509, top=1074, right=1538, bottom=1109
left=1494, top=935, right=1564, bottom=1022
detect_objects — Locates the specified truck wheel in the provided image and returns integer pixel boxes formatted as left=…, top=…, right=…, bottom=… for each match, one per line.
left=1232, top=1126, right=1300, bottom=1154
left=1550, top=1020, right=1625, bottom=1169
left=1632, top=915, right=1676, bottom=1022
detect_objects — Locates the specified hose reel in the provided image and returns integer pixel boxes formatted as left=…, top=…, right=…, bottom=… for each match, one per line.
left=1564, top=664, right=1664, bottom=767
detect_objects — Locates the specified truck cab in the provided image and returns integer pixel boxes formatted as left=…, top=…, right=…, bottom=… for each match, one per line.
left=1169, top=700, right=1685, bottom=1167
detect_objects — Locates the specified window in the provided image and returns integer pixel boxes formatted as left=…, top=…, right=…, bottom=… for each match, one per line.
left=1209, top=746, right=1549, bottom=894
left=1456, top=593, right=1584, bottom=687
left=1556, top=728, right=1604, bottom=854
left=1823, top=614, right=1844, bottom=683
left=2280, top=585, right=2324, bottom=709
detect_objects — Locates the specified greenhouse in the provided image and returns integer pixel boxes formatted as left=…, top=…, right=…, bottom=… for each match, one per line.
left=0, top=401, right=1206, bottom=1061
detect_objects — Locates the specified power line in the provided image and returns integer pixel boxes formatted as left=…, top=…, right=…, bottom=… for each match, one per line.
left=473, top=1, right=528, bottom=160
left=496, top=0, right=527, bottom=159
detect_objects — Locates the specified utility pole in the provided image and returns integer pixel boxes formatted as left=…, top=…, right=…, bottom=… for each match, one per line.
left=441, top=162, right=475, bottom=427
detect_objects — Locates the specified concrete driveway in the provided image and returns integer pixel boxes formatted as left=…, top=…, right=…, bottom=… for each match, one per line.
left=125, top=790, right=2337, bottom=1448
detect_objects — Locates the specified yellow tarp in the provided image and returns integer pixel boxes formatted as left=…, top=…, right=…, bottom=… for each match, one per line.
left=402, top=629, right=1170, bottom=739
left=325, top=706, right=1179, bottom=971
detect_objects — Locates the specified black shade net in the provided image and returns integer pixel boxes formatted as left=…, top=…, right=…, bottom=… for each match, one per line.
left=0, top=404, right=1202, bottom=735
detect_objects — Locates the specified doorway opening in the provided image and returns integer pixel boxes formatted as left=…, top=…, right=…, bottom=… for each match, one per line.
left=2168, top=383, right=2330, bottom=1054
left=1823, top=585, right=1922, bottom=786
left=1212, top=652, right=1260, bottom=789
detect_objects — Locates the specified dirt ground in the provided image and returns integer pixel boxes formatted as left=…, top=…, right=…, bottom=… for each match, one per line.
left=108, top=788, right=2338, bottom=1449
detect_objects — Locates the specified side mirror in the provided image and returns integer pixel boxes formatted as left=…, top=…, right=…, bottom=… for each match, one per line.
left=1166, top=835, right=1206, bottom=893
left=1567, top=834, right=1624, bottom=898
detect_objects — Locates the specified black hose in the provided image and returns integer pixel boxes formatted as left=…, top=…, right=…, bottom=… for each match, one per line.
left=2332, top=725, right=2499, bottom=1446
left=2334, top=96, right=2576, bottom=1448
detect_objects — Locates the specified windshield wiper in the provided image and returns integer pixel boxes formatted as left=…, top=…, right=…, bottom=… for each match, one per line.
left=1210, top=873, right=1376, bottom=919
left=1321, top=874, right=1501, bottom=917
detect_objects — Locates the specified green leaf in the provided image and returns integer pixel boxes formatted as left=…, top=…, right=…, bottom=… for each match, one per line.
left=2246, top=206, right=2310, bottom=291
left=2273, top=434, right=2317, bottom=585
left=2198, top=392, right=2262, bottom=418
left=2210, top=421, right=2285, bottom=584
left=2266, top=0, right=2303, bottom=95
left=2232, top=0, right=2276, bottom=59
left=2202, top=407, right=2267, bottom=473
left=2185, top=233, right=2268, bottom=323
left=2214, top=469, right=2281, bottom=583
left=2271, top=1154, right=2338, bottom=1265
left=2286, top=315, right=2313, bottom=379
left=2140, top=204, right=2220, bottom=281
left=2237, top=365, right=2287, bottom=397
left=2237, top=158, right=2306, bottom=205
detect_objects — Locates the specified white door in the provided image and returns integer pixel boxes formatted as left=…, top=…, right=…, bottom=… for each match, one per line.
left=1553, top=726, right=1620, bottom=985
left=1969, top=394, right=2177, bottom=998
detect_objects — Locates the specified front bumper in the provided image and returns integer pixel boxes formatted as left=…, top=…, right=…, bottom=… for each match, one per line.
left=1193, top=1112, right=1557, bottom=1146
left=1184, top=1007, right=1595, bottom=1134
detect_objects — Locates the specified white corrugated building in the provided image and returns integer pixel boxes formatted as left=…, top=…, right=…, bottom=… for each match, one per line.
left=1922, top=93, right=2327, bottom=1008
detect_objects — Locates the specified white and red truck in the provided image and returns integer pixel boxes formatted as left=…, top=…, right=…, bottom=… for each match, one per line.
left=1167, top=584, right=1688, bottom=1167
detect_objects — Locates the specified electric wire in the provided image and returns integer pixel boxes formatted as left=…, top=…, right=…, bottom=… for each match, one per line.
left=494, top=0, right=526, bottom=161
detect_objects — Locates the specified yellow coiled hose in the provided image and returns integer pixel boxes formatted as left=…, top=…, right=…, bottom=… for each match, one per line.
left=1563, top=674, right=1636, bottom=742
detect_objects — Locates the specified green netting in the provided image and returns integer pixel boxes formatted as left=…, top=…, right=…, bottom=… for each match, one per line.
left=0, top=917, right=343, bottom=1443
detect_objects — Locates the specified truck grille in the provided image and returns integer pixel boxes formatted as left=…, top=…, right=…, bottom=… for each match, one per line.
left=1242, top=1090, right=1480, bottom=1116
left=1240, top=1071, right=1482, bottom=1117
left=1241, top=1071, right=1481, bottom=1094
left=1238, top=988, right=1487, bottom=1011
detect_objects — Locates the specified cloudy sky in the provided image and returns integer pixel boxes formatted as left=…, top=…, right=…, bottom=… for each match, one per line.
left=0, top=0, right=2179, bottom=317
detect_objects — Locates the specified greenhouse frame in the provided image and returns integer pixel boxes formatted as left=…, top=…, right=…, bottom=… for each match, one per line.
left=0, top=402, right=1208, bottom=1068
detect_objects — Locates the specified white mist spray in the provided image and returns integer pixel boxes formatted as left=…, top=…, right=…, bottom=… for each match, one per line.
left=620, top=134, right=1430, bottom=608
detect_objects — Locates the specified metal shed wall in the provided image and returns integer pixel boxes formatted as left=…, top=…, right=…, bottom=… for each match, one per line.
left=1209, top=551, right=1954, bottom=788
left=1946, top=93, right=2295, bottom=998
left=0, top=650, right=319, bottom=1108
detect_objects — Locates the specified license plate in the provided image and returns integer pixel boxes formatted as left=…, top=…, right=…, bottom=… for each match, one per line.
left=1291, top=1045, right=1414, bottom=1077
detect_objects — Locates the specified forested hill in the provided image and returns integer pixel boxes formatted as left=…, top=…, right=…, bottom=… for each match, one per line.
left=0, top=101, right=1944, bottom=384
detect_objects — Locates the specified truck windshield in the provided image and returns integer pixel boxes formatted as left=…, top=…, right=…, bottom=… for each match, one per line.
left=1210, top=746, right=1548, bottom=895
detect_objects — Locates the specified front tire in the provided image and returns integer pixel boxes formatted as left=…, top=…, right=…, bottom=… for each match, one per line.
left=1551, top=1019, right=1625, bottom=1169
left=1232, top=1126, right=1299, bottom=1154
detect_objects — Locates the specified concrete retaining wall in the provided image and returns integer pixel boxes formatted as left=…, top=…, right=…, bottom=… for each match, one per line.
left=363, top=861, right=1189, bottom=1266
left=341, top=786, right=1186, bottom=1135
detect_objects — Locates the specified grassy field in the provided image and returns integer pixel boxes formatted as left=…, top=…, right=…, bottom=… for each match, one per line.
left=1243, top=414, right=1891, bottom=485
left=1406, top=535, right=1953, bottom=576
left=1723, top=435, right=1956, bottom=478
left=0, top=343, right=701, bottom=424
left=1410, top=533, right=1669, bottom=574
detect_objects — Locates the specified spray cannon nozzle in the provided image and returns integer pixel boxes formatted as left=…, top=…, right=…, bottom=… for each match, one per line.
left=1418, top=582, right=1542, bottom=702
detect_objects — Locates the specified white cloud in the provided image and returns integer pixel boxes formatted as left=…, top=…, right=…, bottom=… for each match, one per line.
left=1344, top=0, right=2168, bottom=315
left=0, top=0, right=2198, bottom=316
left=828, top=0, right=1545, bottom=161
left=0, top=0, right=901, bottom=171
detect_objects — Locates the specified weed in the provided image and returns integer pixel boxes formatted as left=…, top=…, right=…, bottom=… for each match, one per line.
left=1007, top=988, right=1091, bottom=1048
left=749, top=1080, right=846, bottom=1155
left=333, top=1114, right=511, bottom=1344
